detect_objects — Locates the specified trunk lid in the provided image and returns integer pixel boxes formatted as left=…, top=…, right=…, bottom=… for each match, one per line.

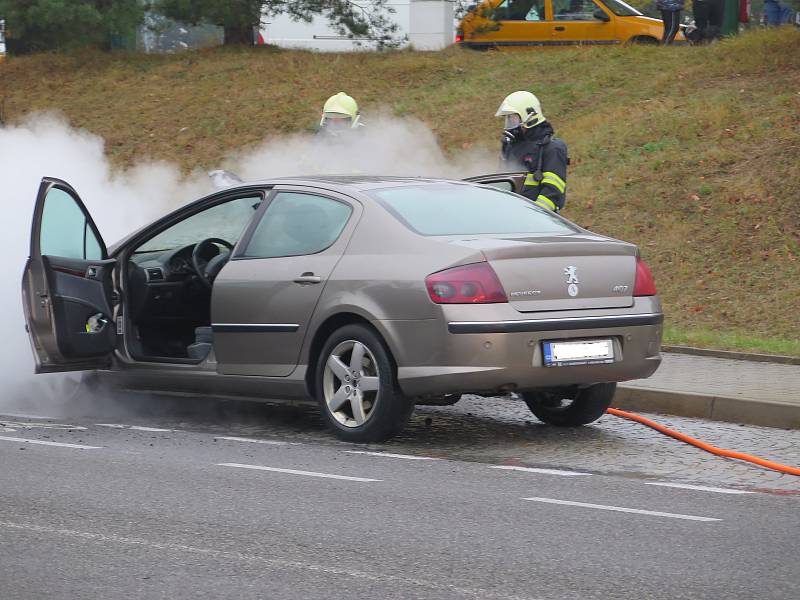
left=451, top=234, right=637, bottom=312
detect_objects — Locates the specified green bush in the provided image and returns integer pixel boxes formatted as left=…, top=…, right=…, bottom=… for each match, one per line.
left=0, top=0, right=144, bottom=52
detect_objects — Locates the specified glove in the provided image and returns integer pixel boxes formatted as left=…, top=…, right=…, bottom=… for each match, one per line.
left=522, top=155, right=535, bottom=171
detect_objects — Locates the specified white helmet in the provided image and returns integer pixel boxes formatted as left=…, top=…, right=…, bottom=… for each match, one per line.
left=495, top=91, right=546, bottom=130
left=320, top=92, right=362, bottom=130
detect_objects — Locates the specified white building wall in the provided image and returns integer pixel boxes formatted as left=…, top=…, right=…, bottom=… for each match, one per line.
left=260, top=1, right=455, bottom=52
left=409, top=0, right=455, bottom=50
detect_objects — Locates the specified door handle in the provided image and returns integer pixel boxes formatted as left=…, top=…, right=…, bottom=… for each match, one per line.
left=554, top=26, right=565, bottom=31
left=294, top=273, right=322, bottom=285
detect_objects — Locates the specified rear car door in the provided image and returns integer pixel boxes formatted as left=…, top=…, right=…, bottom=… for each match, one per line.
left=212, top=188, right=359, bottom=377
left=468, top=0, right=553, bottom=47
left=22, top=178, right=116, bottom=373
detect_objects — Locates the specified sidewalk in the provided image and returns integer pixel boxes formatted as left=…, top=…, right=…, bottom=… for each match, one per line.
left=614, top=352, right=800, bottom=429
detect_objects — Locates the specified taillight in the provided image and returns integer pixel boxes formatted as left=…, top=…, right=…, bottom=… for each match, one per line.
left=455, top=31, right=464, bottom=43
left=425, top=262, right=507, bottom=304
left=634, top=256, right=657, bottom=296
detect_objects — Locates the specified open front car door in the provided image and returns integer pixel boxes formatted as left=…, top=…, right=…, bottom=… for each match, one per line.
left=463, top=172, right=527, bottom=195
left=22, top=177, right=116, bottom=373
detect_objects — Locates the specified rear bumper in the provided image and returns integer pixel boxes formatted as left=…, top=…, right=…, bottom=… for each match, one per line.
left=396, top=351, right=662, bottom=397
left=447, top=312, right=662, bottom=334
left=377, top=299, right=663, bottom=397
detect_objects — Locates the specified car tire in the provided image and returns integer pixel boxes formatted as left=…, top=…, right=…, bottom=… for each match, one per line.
left=522, top=383, right=616, bottom=426
left=315, top=324, right=414, bottom=443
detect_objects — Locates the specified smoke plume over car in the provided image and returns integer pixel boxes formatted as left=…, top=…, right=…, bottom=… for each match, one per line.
left=0, top=112, right=496, bottom=412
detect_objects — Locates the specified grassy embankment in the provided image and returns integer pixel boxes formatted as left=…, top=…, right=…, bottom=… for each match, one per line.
left=2, top=28, right=799, bottom=355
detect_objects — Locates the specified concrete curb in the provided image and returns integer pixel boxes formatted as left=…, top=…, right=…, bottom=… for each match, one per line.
left=662, top=345, right=800, bottom=365
left=614, top=385, right=800, bottom=430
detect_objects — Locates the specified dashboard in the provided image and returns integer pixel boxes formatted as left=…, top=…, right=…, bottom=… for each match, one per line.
left=127, top=243, right=220, bottom=323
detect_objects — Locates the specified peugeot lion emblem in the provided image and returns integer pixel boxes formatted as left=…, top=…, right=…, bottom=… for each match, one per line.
left=564, top=266, right=579, bottom=297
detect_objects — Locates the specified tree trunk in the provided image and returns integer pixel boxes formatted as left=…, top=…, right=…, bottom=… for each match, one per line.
left=223, top=24, right=255, bottom=45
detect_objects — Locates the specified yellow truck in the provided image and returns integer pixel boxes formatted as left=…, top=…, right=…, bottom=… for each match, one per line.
left=457, top=0, right=685, bottom=47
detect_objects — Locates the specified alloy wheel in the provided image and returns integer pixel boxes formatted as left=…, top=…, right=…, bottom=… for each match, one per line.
left=322, top=340, right=381, bottom=428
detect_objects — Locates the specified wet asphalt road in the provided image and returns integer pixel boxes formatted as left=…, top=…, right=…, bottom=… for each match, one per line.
left=1, top=387, right=798, bottom=599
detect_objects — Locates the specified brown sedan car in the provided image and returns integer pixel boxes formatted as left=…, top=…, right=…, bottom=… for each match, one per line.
left=22, top=174, right=662, bottom=442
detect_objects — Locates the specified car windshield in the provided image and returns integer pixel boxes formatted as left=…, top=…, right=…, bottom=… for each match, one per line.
left=369, top=182, right=578, bottom=236
left=599, top=0, right=642, bottom=16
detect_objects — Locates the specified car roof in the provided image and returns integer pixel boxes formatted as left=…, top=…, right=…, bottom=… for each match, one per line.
left=242, top=175, right=462, bottom=193
left=106, top=176, right=475, bottom=255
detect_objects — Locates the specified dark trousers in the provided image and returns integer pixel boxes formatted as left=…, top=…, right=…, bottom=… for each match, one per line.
left=693, top=0, right=724, bottom=40
left=661, top=10, right=682, bottom=45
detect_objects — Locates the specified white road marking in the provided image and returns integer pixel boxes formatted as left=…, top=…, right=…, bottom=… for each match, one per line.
left=214, top=436, right=288, bottom=445
left=0, top=520, right=535, bottom=600
left=0, top=413, right=59, bottom=420
left=96, top=424, right=173, bottom=432
left=645, top=482, right=755, bottom=495
left=490, top=465, right=590, bottom=477
left=217, top=463, right=381, bottom=482
left=344, top=450, right=438, bottom=461
left=522, top=497, right=721, bottom=522
left=0, top=421, right=87, bottom=431
left=0, top=436, right=101, bottom=450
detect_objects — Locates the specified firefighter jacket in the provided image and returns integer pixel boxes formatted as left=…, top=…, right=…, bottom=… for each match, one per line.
left=499, top=121, right=568, bottom=212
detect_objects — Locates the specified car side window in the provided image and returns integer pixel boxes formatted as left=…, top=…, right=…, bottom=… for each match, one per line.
left=40, top=187, right=103, bottom=260
left=492, top=0, right=546, bottom=21
left=243, top=192, right=352, bottom=259
left=553, top=0, right=600, bottom=20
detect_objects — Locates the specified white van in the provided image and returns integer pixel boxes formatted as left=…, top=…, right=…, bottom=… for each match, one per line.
left=258, top=0, right=455, bottom=51
left=0, top=19, right=7, bottom=63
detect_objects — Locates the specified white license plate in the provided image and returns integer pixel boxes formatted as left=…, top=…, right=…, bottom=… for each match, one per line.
left=542, top=339, right=614, bottom=367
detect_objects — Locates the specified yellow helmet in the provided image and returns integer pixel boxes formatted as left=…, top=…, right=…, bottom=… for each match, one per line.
left=320, top=92, right=361, bottom=129
left=495, top=91, right=546, bottom=130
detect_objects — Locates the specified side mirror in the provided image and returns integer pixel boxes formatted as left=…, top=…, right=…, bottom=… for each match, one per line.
left=593, top=8, right=611, bottom=21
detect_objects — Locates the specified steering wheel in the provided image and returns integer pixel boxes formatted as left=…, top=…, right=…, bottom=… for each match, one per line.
left=191, top=238, right=234, bottom=288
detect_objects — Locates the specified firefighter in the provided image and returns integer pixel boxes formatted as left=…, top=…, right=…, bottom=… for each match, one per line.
left=496, top=91, right=568, bottom=212
left=317, top=92, right=363, bottom=138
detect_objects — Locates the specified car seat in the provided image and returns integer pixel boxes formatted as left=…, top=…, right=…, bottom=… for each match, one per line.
left=187, top=326, right=213, bottom=361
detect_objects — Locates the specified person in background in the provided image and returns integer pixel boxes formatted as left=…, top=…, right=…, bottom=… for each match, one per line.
left=495, top=91, right=568, bottom=213
left=764, top=0, right=793, bottom=25
left=657, top=0, right=684, bottom=45
left=693, top=0, right=725, bottom=41
left=317, top=92, right=363, bottom=139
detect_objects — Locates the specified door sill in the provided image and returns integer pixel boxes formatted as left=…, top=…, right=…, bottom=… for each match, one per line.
left=128, top=353, right=205, bottom=366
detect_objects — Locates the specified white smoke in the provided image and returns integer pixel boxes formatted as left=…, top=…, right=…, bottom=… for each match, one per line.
left=0, top=114, right=211, bottom=411
left=231, top=113, right=496, bottom=180
left=0, top=112, right=497, bottom=412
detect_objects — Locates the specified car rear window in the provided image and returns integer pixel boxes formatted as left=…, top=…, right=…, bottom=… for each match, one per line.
left=369, top=183, right=577, bottom=236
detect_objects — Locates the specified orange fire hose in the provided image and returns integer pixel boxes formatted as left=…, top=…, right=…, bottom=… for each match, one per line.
left=607, top=407, right=800, bottom=477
